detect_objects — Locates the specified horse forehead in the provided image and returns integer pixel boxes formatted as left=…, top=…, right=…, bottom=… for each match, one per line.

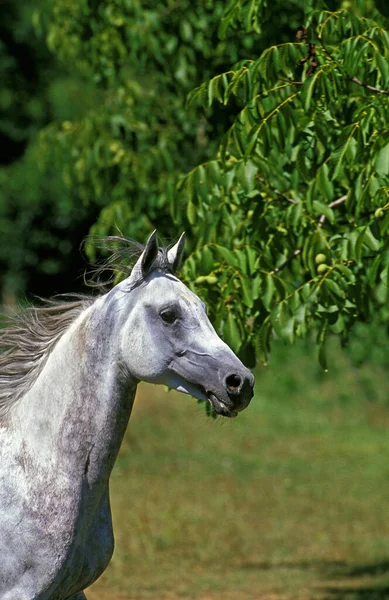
left=147, top=272, right=201, bottom=307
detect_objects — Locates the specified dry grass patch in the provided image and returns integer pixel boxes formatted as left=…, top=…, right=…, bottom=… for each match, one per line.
left=89, top=338, right=389, bottom=600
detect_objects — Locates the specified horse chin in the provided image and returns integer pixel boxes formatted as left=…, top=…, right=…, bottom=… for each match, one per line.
left=162, top=373, right=238, bottom=418
left=207, top=393, right=238, bottom=419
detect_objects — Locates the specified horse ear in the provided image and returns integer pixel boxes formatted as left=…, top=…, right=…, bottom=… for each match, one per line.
left=131, top=230, right=159, bottom=280
left=167, top=232, right=186, bottom=273
left=141, top=230, right=159, bottom=275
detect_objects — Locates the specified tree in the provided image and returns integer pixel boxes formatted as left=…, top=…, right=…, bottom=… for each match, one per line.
left=3, top=0, right=389, bottom=372
left=0, top=0, right=102, bottom=299
left=174, top=1, right=389, bottom=368
left=33, top=0, right=258, bottom=243
left=1, top=0, right=257, bottom=297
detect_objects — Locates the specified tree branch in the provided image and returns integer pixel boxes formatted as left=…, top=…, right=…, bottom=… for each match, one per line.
left=281, top=75, right=389, bottom=95
left=256, top=176, right=297, bottom=204
left=270, top=249, right=301, bottom=274
left=270, top=194, right=348, bottom=275
left=350, top=77, right=389, bottom=95
left=318, top=194, right=347, bottom=227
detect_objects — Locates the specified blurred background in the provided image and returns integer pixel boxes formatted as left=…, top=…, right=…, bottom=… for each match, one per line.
left=2, top=1, right=389, bottom=598
left=0, top=0, right=258, bottom=304
left=86, top=333, right=389, bottom=600
left=0, top=0, right=311, bottom=304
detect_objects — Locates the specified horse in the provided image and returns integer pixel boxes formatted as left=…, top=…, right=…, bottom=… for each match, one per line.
left=0, top=231, right=254, bottom=599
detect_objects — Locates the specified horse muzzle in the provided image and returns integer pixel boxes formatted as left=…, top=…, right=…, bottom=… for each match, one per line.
left=167, top=346, right=255, bottom=418
left=207, top=368, right=254, bottom=418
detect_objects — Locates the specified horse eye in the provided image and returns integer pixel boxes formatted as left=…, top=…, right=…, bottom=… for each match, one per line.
left=160, top=309, right=177, bottom=324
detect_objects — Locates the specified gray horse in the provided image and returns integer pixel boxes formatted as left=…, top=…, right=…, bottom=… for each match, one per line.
left=0, top=231, right=254, bottom=599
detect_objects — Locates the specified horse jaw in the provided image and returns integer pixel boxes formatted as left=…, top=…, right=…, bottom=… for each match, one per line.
left=161, top=372, right=238, bottom=418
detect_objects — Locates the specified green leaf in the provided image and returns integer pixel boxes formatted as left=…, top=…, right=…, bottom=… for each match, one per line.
left=186, top=83, right=206, bottom=109
left=329, top=314, right=345, bottom=334
left=241, top=274, right=254, bottom=308
left=355, top=226, right=367, bottom=262
left=246, top=246, right=257, bottom=276
left=223, top=311, right=242, bottom=352
left=187, top=199, right=196, bottom=225
left=263, top=275, right=276, bottom=309
left=318, top=163, right=334, bottom=202
left=332, top=123, right=358, bottom=179
left=313, top=200, right=335, bottom=223
left=317, top=321, right=328, bottom=372
left=364, top=227, right=380, bottom=252
left=235, top=249, right=247, bottom=272
left=205, top=399, right=217, bottom=419
left=292, top=201, right=303, bottom=231
left=301, top=68, right=325, bottom=112
left=376, top=52, right=389, bottom=86
left=336, top=264, right=356, bottom=283
left=324, top=277, right=345, bottom=299
left=208, top=74, right=225, bottom=107
left=368, top=255, right=382, bottom=286
left=276, top=303, right=295, bottom=344
left=375, top=143, right=389, bottom=175
left=235, top=159, right=257, bottom=192
left=296, top=146, right=311, bottom=182
left=201, top=246, right=214, bottom=273
left=255, top=316, right=271, bottom=365
left=213, top=244, right=238, bottom=266
left=252, top=275, right=262, bottom=300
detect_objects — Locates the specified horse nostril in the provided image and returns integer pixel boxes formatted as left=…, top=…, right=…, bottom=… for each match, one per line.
left=225, top=373, right=242, bottom=394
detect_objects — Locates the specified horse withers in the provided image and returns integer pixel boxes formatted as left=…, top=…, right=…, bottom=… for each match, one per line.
left=0, top=231, right=254, bottom=599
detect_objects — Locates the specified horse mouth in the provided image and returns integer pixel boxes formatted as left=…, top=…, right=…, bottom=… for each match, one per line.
left=162, top=373, right=239, bottom=418
left=207, top=392, right=238, bottom=418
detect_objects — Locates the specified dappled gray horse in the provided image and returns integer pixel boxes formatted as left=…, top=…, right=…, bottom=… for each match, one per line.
left=0, top=231, right=254, bottom=599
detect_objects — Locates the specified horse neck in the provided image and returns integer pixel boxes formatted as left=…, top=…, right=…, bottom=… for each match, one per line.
left=13, top=293, right=137, bottom=485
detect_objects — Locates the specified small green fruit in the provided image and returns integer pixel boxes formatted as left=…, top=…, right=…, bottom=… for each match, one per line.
left=375, top=208, right=385, bottom=219
left=317, top=263, right=329, bottom=275
left=195, top=275, right=217, bottom=285
left=204, top=275, right=218, bottom=285
left=315, top=253, right=327, bottom=265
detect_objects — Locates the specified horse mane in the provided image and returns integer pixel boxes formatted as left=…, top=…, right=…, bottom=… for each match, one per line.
left=0, top=236, right=176, bottom=418
left=86, top=235, right=174, bottom=290
left=0, top=297, right=92, bottom=418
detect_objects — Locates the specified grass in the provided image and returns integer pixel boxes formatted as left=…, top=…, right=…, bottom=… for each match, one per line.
left=88, top=336, right=389, bottom=600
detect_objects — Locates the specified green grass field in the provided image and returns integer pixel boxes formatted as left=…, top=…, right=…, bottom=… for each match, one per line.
left=88, top=336, right=389, bottom=600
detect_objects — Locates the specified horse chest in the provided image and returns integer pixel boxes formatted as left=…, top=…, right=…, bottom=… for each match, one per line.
left=51, top=489, right=115, bottom=599
left=0, top=434, right=114, bottom=599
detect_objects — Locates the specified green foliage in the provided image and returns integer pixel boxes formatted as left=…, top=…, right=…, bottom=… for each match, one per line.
left=0, top=143, right=97, bottom=294
left=173, top=3, right=389, bottom=367
left=218, top=0, right=306, bottom=40
left=1, top=0, right=257, bottom=296
left=29, top=0, right=258, bottom=247
left=0, top=0, right=104, bottom=296
left=2, top=0, right=389, bottom=372
left=0, top=0, right=52, bottom=158
left=95, top=340, right=389, bottom=597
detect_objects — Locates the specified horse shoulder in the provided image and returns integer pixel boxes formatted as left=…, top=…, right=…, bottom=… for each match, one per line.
left=60, top=488, right=114, bottom=597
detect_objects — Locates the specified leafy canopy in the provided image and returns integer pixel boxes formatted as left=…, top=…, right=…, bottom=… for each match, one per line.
left=175, top=2, right=389, bottom=369
left=3, top=0, right=389, bottom=374
left=1, top=0, right=255, bottom=295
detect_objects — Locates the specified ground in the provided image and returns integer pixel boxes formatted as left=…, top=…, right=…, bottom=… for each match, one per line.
left=87, top=337, right=389, bottom=600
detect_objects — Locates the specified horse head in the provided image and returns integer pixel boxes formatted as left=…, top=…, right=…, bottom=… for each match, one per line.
left=116, top=231, right=254, bottom=418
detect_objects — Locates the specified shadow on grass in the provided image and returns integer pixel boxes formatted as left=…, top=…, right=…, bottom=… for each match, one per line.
left=321, top=560, right=389, bottom=599
left=238, top=560, right=347, bottom=572
left=239, top=560, right=389, bottom=599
